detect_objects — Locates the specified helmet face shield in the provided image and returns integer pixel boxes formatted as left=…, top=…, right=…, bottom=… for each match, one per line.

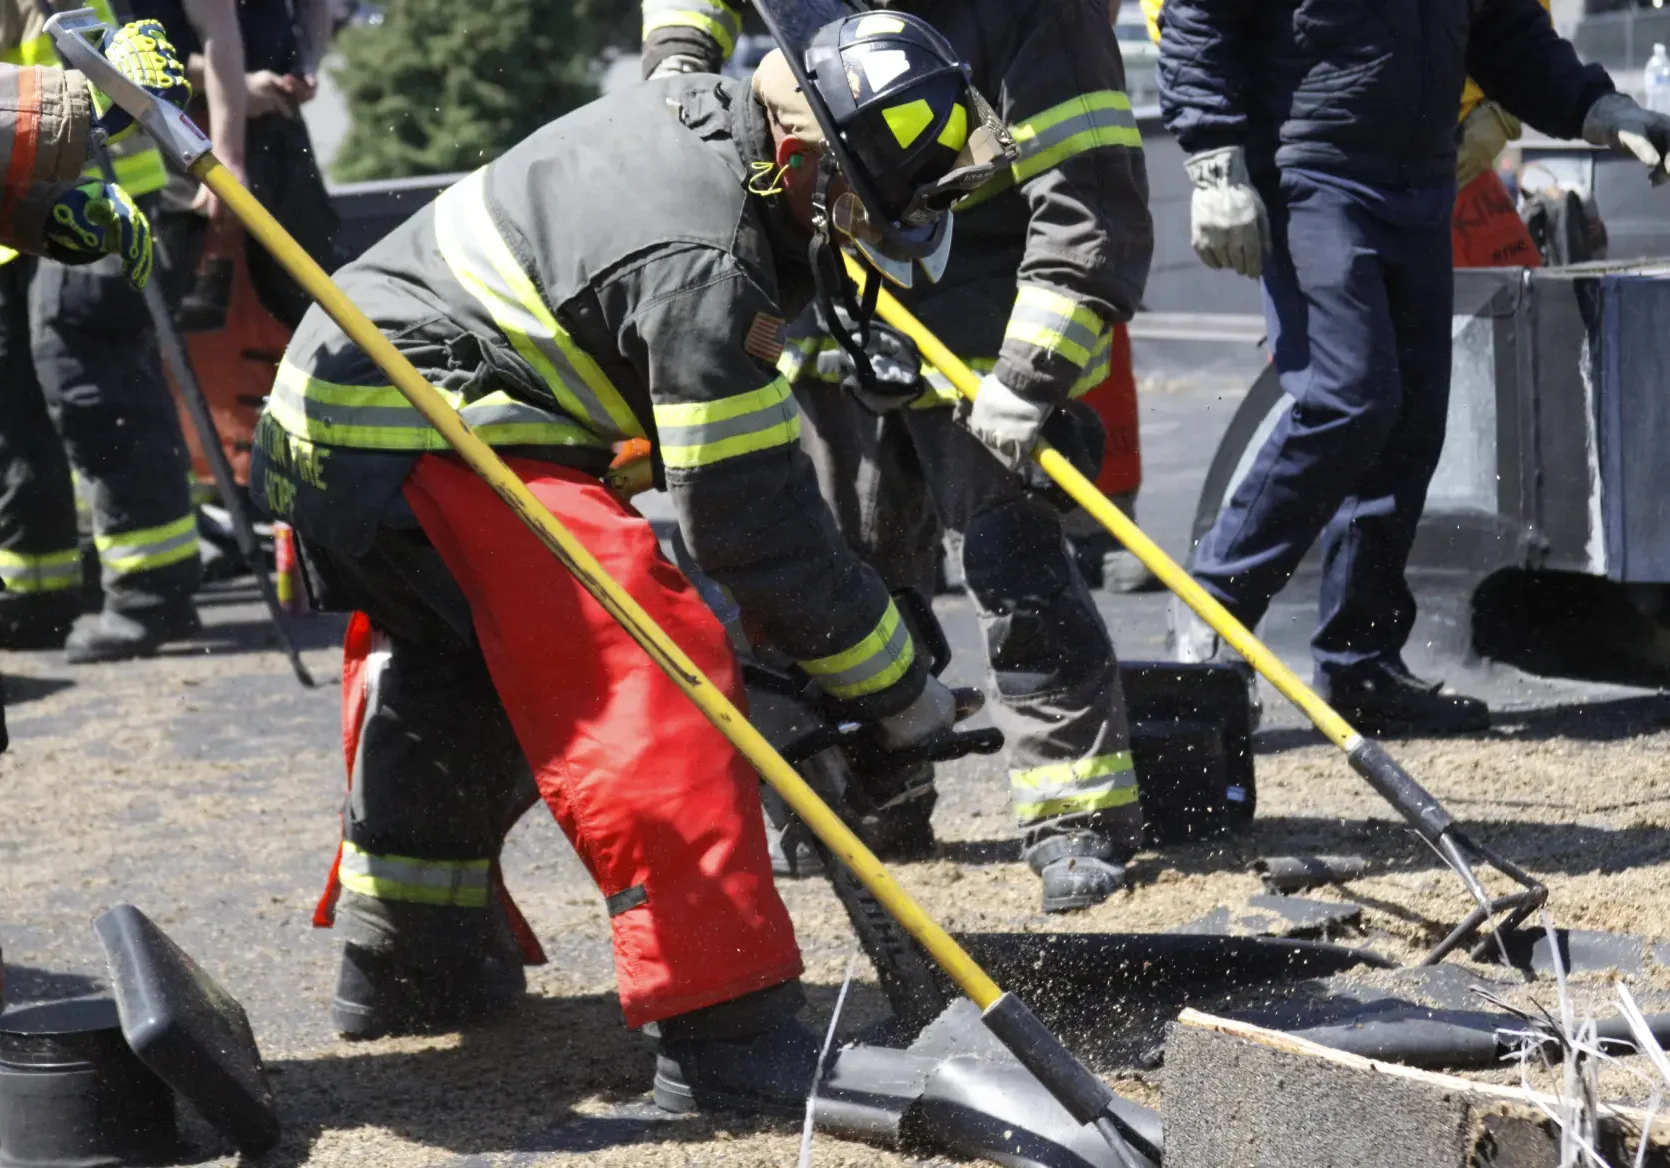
left=835, top=190, right=953, bottom=287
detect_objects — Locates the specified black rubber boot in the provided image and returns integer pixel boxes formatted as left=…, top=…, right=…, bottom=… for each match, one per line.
left=332, top=938, right=526, bottom=1040
left=1325, top=662, right=1490, bottom=738
left=1026, top=831, right=1128, bottom=914
left=64, top=601, right=202, bottom=664
left=652, top=982, right=818, bottom=1116
left=0, top=595, right=81, bottom=650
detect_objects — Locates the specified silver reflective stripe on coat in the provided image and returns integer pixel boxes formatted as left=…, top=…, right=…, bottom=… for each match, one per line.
left=433, top=168, right=644, bottom=441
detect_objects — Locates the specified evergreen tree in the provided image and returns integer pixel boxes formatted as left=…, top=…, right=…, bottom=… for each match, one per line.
left=331, top=0, right=638, bottom=181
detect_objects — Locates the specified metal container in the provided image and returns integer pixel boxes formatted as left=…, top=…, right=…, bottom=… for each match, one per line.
left=0, top=998, right=176, bottom=1168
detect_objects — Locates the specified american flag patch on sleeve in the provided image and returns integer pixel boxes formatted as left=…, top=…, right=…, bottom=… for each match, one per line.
left=744, top=312, right=787, bottom=366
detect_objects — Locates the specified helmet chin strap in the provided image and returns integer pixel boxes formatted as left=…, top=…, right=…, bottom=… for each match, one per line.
left=808, top=157, right=883, bottom=397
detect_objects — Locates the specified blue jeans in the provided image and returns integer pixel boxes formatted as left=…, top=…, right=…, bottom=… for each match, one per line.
left=1191, top=167, right=1455, bottom=687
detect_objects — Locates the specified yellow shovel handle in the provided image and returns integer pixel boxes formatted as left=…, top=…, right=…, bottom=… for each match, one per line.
left=195, top=156, right=1004, bottom=1008
left=843, top=252, right=1358, bottom=751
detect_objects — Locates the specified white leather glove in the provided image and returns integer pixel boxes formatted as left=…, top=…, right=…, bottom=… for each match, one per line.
left=959, top=372, right=1051, bottom=473
left=648, top=53, right=709, bottom=80
left=1456, top=102, right=1521, bottom=188
left=1583, top=92, right=1670, bottom=186
left=1183, top=145, right=1269, bottom=278
left=875, top=675, right=956, bottom=751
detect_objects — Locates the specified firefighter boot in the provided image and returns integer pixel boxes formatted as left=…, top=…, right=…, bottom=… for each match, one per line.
left=1026, top=830, right=1129, bottom=914
left=652, top=981, right=819, bottom=1116
left=64, top=600, right=202, bottom=664
left=331, top=899, right=526, bottom=1039
left=0, top=594, right=82, bottom=650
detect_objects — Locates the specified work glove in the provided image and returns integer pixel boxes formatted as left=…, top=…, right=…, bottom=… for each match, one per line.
left=1583, top=92, right=1670, bottom=186
left=1456, top=102, right=1522, bottom=188
left=1184, top=145, right=1269, bottom=279
left=90, top=20, right=191, bottom=144
left=815, top=312, right=924, bottom=413
left=44, top=180, right=154, bottom=289
left=958, top=371, right=1051, bottom=473
left=874, top=675, right=957, bottom=752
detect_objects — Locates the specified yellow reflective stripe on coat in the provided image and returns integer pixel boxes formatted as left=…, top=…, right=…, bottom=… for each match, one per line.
left=338, top=841, right=490, bottom=908
left=79, top=146, right=169, bottom=196
left=798, top=598, right=916, bottom=701
left=0, top=32, right=55, bottom=66
left=434, top=169, right=643, bottom=441
left=268, top=361, right=604, bottom=452
left=1068, top=330, right=1114, bottom=397
left=778, top=335, right=848, bottom=386
left=958, top=90, right=1141, bottom=210
left=1011, top=751, right=1139, bottom=822
left=776, top=335, right=819, bottom=383
left=94, top=515, right=198, bottom=576
left=915, top=357, right=996, bottom=408
left=642, top=0, right=743, bottom=57
left=0, top=547, right=80, bottom=592
left=1005, top=284, right=1108, bottom=371
left=655, top=375, right=801, bottom=469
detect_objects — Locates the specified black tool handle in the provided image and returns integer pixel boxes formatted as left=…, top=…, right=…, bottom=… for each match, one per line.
left=97, top=144, right=317, bottom=688
left=1347, top=738, right=1454, bottom=842
left=982, top=993, right=1159, bottom=1167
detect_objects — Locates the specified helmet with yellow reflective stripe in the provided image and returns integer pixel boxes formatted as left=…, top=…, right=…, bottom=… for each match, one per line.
left=750, top=0, right=1013, bottom=285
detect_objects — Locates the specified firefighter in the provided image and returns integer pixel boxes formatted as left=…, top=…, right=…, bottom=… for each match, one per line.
left=642, top=0, right=1156, bottom=914
left=252, top=10, right=1006, bottom=1115
left=0, top=1, right=203, bottom=663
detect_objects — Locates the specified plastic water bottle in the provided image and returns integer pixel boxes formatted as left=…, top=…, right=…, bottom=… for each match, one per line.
left=1646, top=44, right=1670, bottom=116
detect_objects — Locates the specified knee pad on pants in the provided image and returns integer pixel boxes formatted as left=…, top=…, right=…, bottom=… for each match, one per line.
left=962, top=499, right=1112, bottom=699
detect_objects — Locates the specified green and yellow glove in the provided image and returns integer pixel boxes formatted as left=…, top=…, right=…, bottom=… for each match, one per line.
left=89, top=19, right=191, bottom=144
left=44, top=180, right=154, bottom=289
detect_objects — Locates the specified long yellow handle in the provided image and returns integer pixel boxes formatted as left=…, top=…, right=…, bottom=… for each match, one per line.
left=195, top=157, right=1003, bottom=1008
left=846, top=254, right=1358, bottom=751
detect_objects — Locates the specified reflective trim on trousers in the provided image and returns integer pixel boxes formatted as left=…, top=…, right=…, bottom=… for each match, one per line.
left=1010, top=751, right=1139, bottom=823
left=0, top=547, right=80, bottom=592
left=797, top=598, right=915, bottom=701
left=94, top=515, right=198, bottom=577
left=337, top=840, right=491, bottom=908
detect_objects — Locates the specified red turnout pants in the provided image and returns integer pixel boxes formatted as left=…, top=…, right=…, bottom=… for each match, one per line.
left=331, top=454, right=801, bottom=1027
left=1074, top=323, right=1142, bottom=498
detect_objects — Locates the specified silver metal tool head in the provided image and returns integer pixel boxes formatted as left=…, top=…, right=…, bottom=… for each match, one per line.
left=45, top=8, right=210, bottom=169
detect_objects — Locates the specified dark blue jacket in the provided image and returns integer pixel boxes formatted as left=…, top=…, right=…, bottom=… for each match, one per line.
left=1157, top=0, right=1615, bottom=185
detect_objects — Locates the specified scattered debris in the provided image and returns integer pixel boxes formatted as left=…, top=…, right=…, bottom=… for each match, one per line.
left=1250, top=854, right=1370, bottom=894
left=1170, top=893, right=1365, bottom=941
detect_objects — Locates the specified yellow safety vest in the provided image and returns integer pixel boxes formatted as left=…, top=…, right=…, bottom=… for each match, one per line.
left=0, top=0, right=169, bottom=263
